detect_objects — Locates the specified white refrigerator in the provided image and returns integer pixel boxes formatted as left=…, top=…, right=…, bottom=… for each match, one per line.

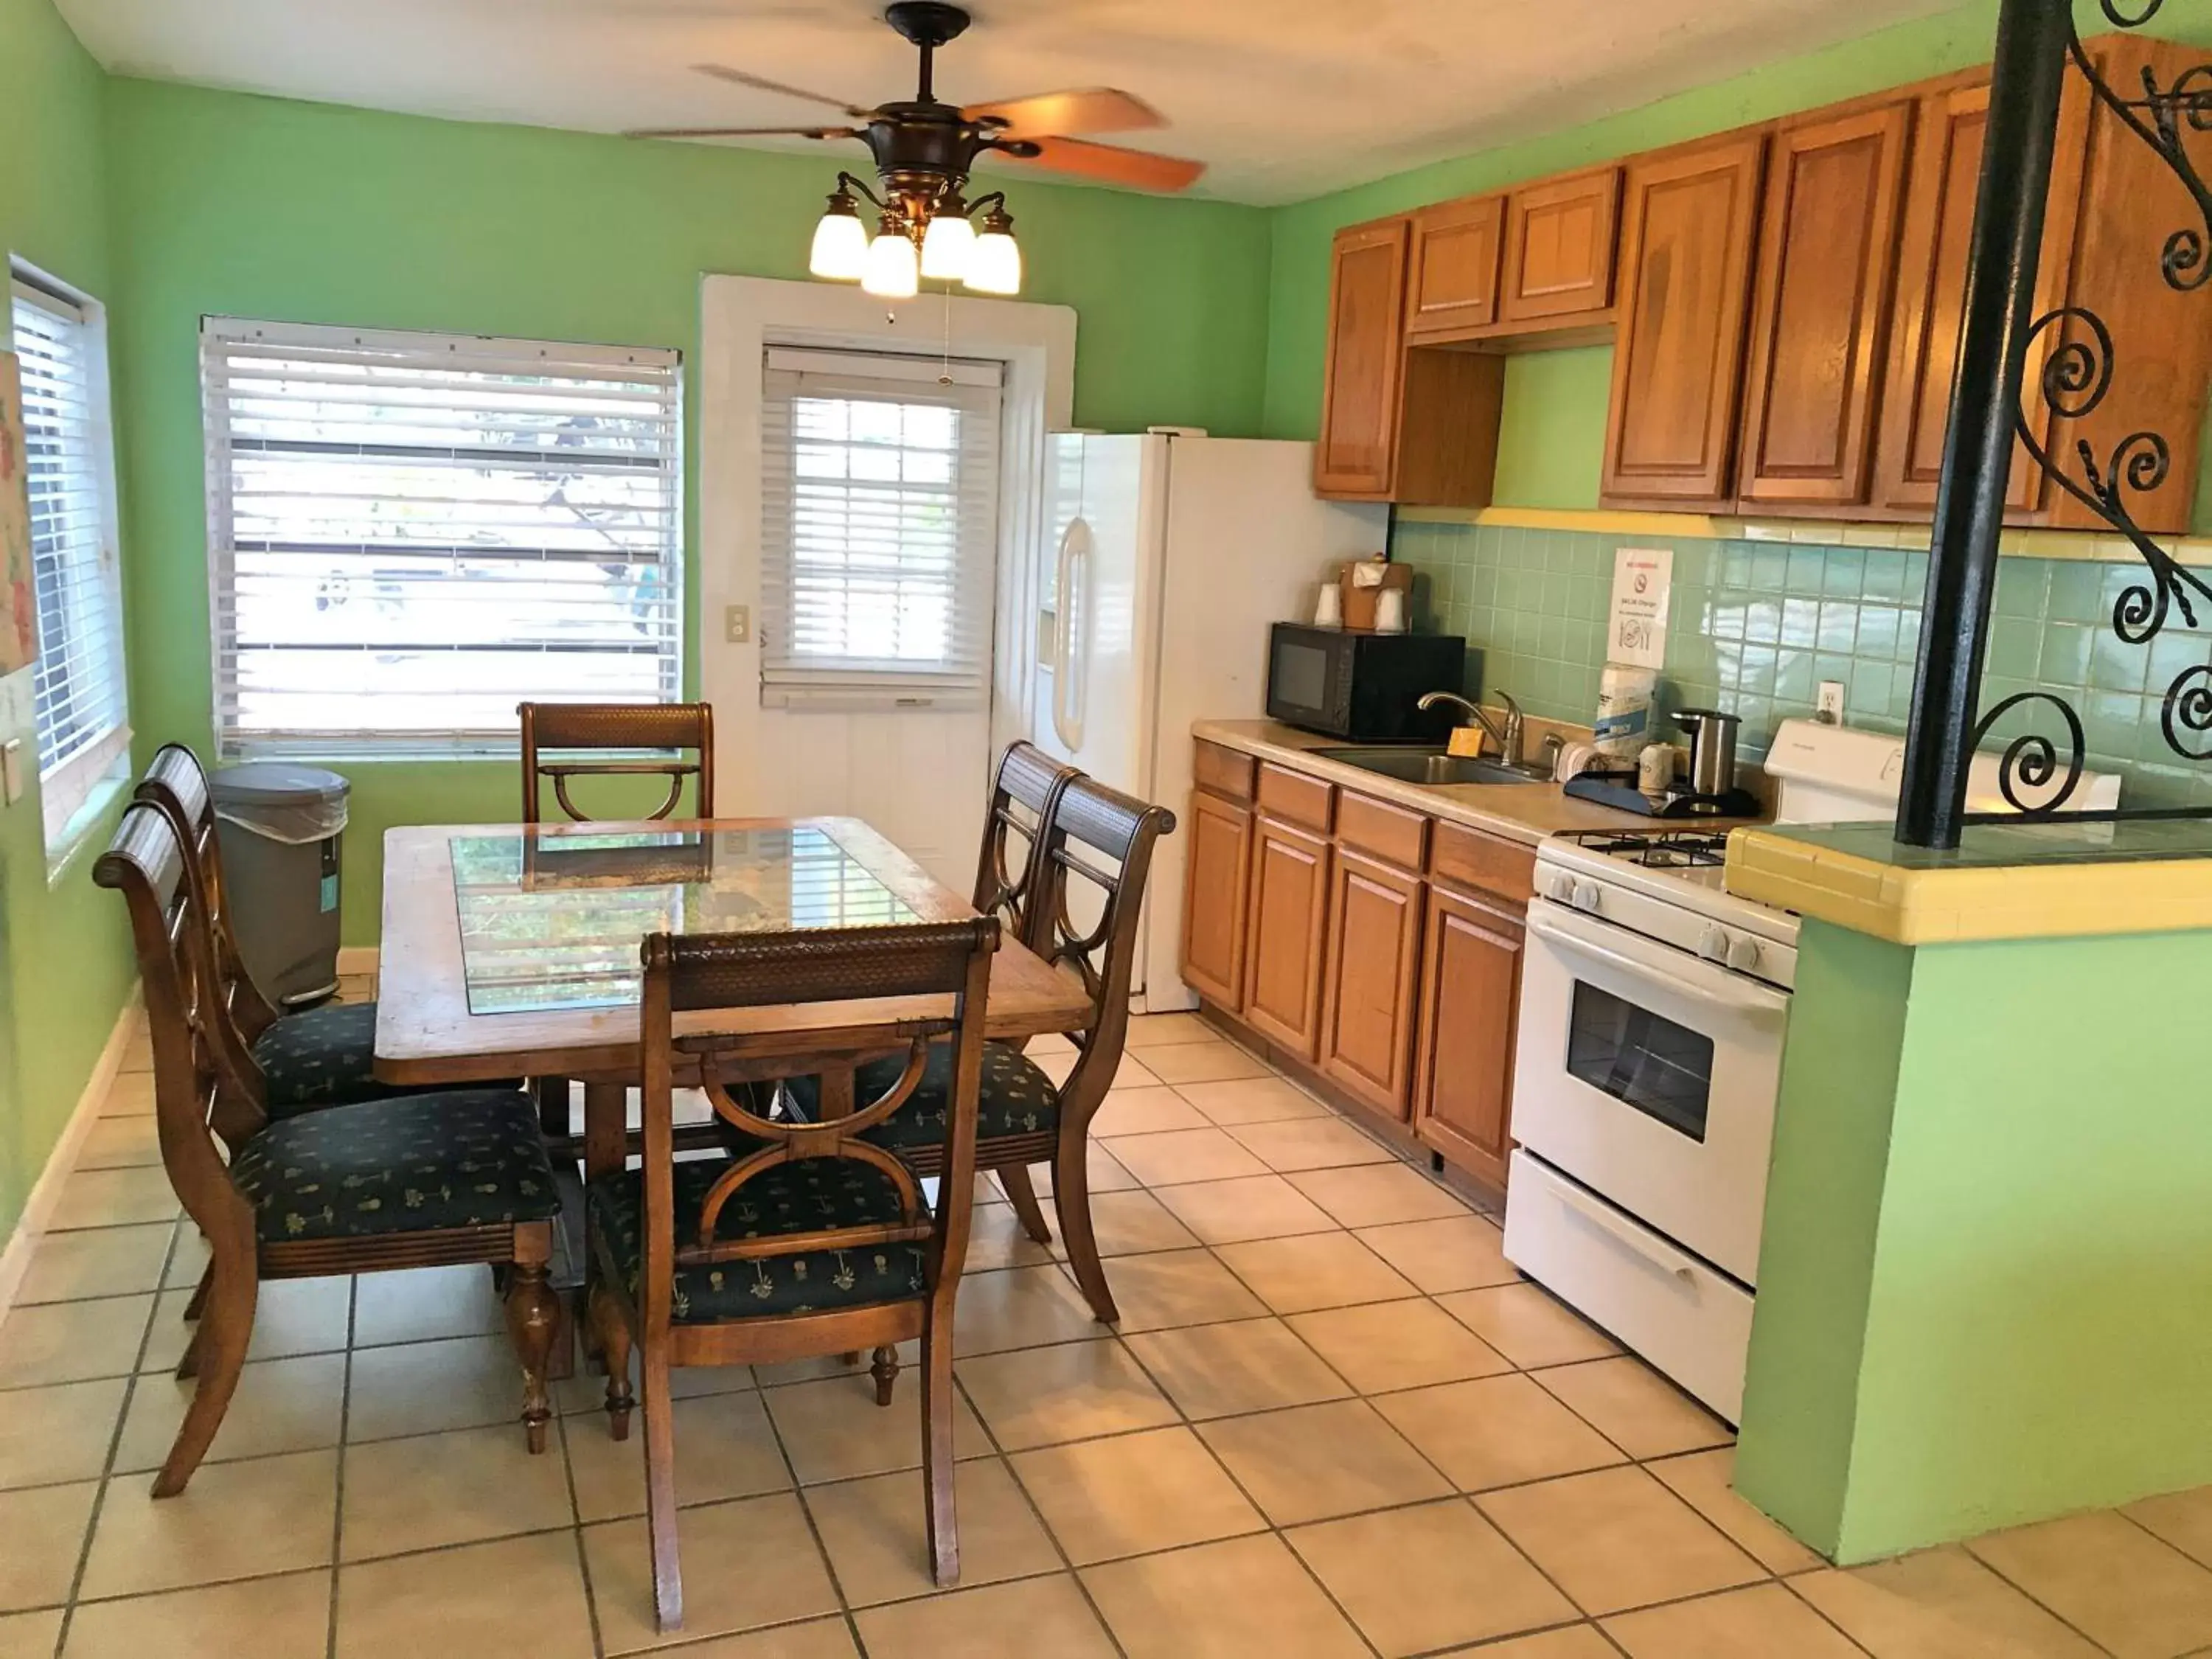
left=1032, top=431, right=1388, bottom=1012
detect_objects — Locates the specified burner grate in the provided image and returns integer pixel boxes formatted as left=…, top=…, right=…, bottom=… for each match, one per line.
left=1570, top=830, right=1729, bottom=869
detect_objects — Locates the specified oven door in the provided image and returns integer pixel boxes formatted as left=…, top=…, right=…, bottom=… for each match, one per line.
left=1511, top=898, right=1789, bottom=1285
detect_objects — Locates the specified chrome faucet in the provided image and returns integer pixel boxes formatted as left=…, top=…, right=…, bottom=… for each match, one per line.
left=1418, top=689, right=1523, bottom=766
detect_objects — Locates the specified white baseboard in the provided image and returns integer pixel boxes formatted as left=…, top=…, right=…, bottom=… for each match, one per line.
left=0, top=993, right=142, bottom=1326
left=336, top=946, right=380, bottom=975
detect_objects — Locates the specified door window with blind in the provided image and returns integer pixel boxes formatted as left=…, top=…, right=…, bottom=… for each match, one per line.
left=11, top=274, right=128, bottom=850
left=201, top=320, right=682, bottom=758
left=759, top=347, right=1002, bottom=706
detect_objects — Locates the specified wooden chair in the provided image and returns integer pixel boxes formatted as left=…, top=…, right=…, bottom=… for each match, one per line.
left=518, top=700, right=716, bottom=1136
left=136, top=743, right=464, bottom=1118
left=585, top=917, right=998, bottom=1633
left=768, top=772, right=1174, bottom=1324
left=95, top=802, right=566, bottom=1495
left=518, top=700, right=715, bottom=824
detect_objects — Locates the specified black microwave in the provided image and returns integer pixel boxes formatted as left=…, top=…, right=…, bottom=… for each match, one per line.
left=1265, top=623, right=1470, bottom=742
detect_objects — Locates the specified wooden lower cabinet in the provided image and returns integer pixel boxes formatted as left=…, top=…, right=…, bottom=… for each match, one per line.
left=1411, top=883, right=1526, bottom=1189
left=1179, top=788, right=1253, bottom=1010
left=1318, top=850, right=1425, bottom=1119
left=1241, top=815, right=1333, bottom=1060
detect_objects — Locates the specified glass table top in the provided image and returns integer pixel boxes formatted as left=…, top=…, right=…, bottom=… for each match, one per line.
left=451, top=825, right=921, bottom=1015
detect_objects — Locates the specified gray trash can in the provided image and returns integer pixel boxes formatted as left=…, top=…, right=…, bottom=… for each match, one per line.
left=210, top=762, right=352, bottom=1009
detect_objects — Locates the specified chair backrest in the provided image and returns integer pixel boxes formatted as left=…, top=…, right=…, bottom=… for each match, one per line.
left=973, top=742, right=1077, bottom=952
left=93, top=804, right=268, bottom=1248
left=135, top=743, right=282, bottom=1040
left=634, top=917, right=999, bottom=1335
left=1031, top=776, right=1176, bottom=1121
left=518, top=701, right=715, bottom=824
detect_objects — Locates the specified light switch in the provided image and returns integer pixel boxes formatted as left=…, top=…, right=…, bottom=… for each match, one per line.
left=1, top=738, right=23, bottom=806
left=723, top=605, right=751, bottom=644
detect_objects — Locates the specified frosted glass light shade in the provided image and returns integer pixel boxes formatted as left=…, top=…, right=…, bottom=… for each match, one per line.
left=860, top=230, right=919, bottom=299
left=808, top=209, right=869, bottom=280
left=919, top=211, right=975, bottom=281
left=964, top=227, right=1021, bottom=295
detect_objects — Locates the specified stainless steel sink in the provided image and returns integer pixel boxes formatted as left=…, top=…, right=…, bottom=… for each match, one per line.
left=1307, top=746, right=1549, bottom=787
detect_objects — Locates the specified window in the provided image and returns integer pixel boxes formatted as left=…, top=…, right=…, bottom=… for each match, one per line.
left=201, top=319, right=682, bottom=758
left=11, top=275, right=128, bottom=849
left=759, top=347, right=1002, bottom=704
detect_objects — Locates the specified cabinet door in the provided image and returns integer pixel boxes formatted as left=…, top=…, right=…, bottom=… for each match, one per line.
left=1735, top=101, right=1913, bottom=508
left=1315, top=218, right=1412, bottom=498
left=1406, top=195, right=1505, bottom=338
left=1318, top=850, right=1425, bottom=1119
left=1179, top=790, right=1253, bottom=1011
left=1411, top=884, right=1525, bottom=1190
left=1500, top=166, right=1621, bottom=324
left=1241, top=816, right=1332, bottom=1060
left=1601, top=133, right=1767, bottom=507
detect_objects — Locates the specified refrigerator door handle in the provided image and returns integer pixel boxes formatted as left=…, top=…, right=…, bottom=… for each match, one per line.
left=1054, top=519, right=1091, bottom=751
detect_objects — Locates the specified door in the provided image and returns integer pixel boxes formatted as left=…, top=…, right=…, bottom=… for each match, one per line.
left=1601, top=133, right=1767, bottom=507
left=1511, top=899, right=1790, bottom=1285
left=1874, top=71, right=2090, bottom=515
left=1412, top=883, right=1524, bottom=1187
left=1406, top=196, right=1505, bottom=338
left=1241, top=815, right=1332, bottom=1058
left=1735, top=100, right=1914, bottom=509
left=1319, top=850, right=1425, bottom=1117
left=1315, top=218, right=1411, bottom=498
left=1180, top=789, right=1252, bottom=1009
left=1500, top=167, right=1621, bottom=324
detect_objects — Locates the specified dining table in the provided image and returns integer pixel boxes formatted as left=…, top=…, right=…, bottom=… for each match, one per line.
left=372, top=814, right=1093, bottom=1361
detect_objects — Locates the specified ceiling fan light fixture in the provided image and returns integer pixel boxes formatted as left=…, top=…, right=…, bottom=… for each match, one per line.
left=919, top=204, right=976, bottom=282
left=808, top=187, right=869, bottom=281
left=963, top=200, right=1021, bottom=295
left=860, top=213, right=921, bottom=299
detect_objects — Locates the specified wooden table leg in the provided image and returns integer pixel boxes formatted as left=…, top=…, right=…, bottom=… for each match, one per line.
left=583, top=1081, right=628, bottom=1180
left=819, top=1066, right=856, bottom=1121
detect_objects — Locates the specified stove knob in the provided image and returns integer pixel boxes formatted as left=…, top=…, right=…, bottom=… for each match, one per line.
left=1543, top=870, right=1577, bottom=905
left=1571, top=880, right=1603, bottom=915
left=1697, top=925, right=1731, bottom=964
left=1727, top=934, right=1763, bottom=974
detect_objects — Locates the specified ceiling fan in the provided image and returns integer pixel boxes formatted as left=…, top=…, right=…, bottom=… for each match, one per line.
left=625, top=1, right=1205, bottom=298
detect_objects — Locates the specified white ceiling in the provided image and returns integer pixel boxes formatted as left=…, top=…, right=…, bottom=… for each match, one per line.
left=57, top=0, right=1952, bottom=204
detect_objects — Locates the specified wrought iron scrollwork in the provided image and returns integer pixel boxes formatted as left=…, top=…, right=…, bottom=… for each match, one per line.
left=1974, top=691, right=2087, bottom=816
left=2079, top=1, right=2212, bottom=292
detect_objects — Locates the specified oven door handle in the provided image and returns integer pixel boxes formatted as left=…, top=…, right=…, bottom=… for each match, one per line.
left=1525, top=904, right=1787, bottom=1020
left=1549, top=1174, right=1701, bottom=1284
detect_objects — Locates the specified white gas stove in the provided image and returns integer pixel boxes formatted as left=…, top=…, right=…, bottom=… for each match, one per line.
left=1502, top=720, right=2116, bottom=1422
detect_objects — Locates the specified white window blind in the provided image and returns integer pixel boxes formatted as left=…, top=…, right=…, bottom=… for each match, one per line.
left=12, top=277, right=129, bottom=848
left=759, top=347, right=1002, bottom=705
left=201, top=319, right=683, bottom=759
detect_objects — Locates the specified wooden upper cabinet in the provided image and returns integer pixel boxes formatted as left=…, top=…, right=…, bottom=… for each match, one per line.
left=1601, top=133, right=1768, bottom=507
left=1241, top=815, right=1332, bottom=1060
left=1180, top=788, right=1253, bottom=1012
left=1500, top=166, right=1621, bottom=324
left=1735, top=100, right=1915, bottom=509
left=1874, top=72, right=2089, bottom=518
left=1318, top=851, right=1425, bottom=1119
left=1411, top=883, right=1525, bottom=1190
left=1406, top=195, right=1506, bottom=338
left=1315, top=218, right=1412, bottom=496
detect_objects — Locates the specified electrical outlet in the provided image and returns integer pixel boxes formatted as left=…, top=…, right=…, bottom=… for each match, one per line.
left=723, top=605, right=751, bottom=644
left=1817, top=680, right=1846, bottom=724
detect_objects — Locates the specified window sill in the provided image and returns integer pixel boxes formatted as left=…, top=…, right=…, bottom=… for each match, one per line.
left=45, top=768, right=131, bottom=886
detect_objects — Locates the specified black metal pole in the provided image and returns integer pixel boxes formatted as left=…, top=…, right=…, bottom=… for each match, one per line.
left=1894, top=0, right=2073, bottom=849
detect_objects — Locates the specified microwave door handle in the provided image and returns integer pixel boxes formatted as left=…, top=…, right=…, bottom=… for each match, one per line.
left=1550, top=1176, right=1700, bottom=1284
left=1524, top=905, right=1786, bottom=1019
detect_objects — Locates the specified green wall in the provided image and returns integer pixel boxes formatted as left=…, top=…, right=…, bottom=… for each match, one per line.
left=101, top=77, right=1275, bottom=945
left=0, top=0, right=138, bottom=1246
left=1739, top=919, right=2212, bottom=1560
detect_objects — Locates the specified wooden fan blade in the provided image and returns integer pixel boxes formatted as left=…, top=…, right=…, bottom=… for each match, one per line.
left=625, top=125, right=858, bottom=140
left=693, top=63, right=876, bottom=119
left=963, top=87, right=1163, bottom=139
left=997, top=136, right=1204, bottom=192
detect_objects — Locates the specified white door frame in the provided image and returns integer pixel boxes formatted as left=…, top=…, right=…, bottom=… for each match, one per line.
left=698, top=276, right=1077, bottom=807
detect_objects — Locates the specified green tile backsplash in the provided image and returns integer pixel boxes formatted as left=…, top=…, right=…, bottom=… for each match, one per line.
left=1393, top=519, right=2212, bottom=809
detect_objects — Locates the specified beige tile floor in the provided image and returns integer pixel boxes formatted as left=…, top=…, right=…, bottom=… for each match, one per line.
left=6, top=997, right=2212, bottom=1656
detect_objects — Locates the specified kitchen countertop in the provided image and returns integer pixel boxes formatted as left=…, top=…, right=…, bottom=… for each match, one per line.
left=1191, top=719, right=1763, bottom=846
